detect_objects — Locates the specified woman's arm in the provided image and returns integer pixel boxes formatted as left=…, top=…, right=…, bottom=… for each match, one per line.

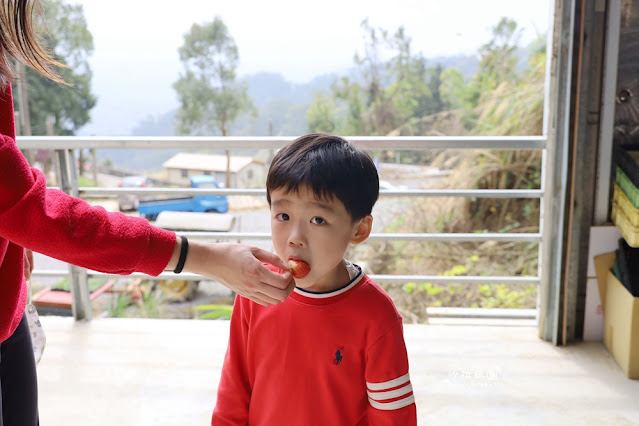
left=1, top=133, right=293, bottom=306
left=168, top=239, right=294, bottom=306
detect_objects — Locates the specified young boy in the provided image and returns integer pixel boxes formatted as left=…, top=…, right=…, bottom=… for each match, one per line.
left=212, top=134, right=417, bottom=425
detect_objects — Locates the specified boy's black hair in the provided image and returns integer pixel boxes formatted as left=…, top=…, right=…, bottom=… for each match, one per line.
left=266, top=133, right=379, bottom=221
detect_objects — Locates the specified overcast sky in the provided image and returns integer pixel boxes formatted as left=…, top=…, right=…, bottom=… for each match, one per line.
left=67, top=0, right=551, bottom=135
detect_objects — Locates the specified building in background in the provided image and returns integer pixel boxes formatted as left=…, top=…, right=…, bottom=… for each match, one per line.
left=162, top=153, right=266, bottom=188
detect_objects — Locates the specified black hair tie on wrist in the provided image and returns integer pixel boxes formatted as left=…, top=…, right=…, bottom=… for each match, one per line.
left=174, top=235, right=188, bottom=274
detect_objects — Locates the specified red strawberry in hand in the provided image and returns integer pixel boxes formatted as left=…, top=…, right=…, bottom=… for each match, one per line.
left=288, top=259, right=310, bottom=279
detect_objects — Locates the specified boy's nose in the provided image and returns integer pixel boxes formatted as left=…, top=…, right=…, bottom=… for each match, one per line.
left=288, top=235, right=306, bottom=247
left=287, top=226, right=307, bottom=247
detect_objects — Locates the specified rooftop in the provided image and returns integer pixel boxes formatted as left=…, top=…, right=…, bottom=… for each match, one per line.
left=162, top=152, right=261, bottom=173
left=37, top=317, right=639, bottom=425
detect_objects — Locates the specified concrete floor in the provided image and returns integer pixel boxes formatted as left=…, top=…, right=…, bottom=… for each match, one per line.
left=36, top=317, right=639, bottom=425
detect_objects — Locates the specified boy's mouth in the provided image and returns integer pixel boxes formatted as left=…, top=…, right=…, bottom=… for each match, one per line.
left=287, top=259, right=311, bottom=279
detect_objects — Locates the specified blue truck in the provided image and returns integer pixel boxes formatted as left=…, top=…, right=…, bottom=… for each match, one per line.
left=138, top=175, right=229, bottom=221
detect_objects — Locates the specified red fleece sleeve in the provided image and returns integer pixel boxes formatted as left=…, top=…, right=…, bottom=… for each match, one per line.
left=365, top=320, right=417, bottom=425
left=0, top=134, right=175, bottom=276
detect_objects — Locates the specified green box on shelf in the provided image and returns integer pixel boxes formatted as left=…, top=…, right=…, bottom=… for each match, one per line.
left=616, top=167, right=639, bottom=210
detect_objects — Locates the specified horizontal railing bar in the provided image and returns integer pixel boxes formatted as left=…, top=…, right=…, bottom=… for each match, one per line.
left=31, top=270, right=74, bottom=278
left=369, top=233, right=541, bottom=242
left=426, top=307, right=537, bottom=319
left=17, top=135, right=547, bottom=150
left=79, top=188, right=268, bottom=196
left=373, top=275, right=539, bottom=284
left=167, top=231, right=541, bottom=242
left=78, top=187, right=544, bottom=199
left=31, top=270, right=538, bottom=285
left=31, top=270, right=201, bottom=280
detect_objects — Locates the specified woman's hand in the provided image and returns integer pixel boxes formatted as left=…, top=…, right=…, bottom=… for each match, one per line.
left=184, top=241, right=295, bottom=306
left=23, top=248, right=34, bottom=280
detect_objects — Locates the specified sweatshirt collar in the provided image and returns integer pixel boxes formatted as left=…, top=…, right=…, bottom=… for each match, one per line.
left=290, top=262, right=364, bottom=304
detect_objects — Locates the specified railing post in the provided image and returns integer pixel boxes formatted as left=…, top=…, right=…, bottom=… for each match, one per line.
left=539, top=0, right=576, bottom=344
left=56, top=148, right=92, bottom=321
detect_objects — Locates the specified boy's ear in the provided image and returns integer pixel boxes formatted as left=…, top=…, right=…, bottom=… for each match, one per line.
left=350, top=215, right=373, bottom=245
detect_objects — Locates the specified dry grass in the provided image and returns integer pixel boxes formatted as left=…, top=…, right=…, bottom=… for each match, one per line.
left=356, top=146, right=541, bottom=323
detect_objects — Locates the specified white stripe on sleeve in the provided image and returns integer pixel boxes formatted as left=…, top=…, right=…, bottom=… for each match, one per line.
left=366, top=373, right=411, bottom=391
left=368, top=394, right=416, bottom=411
left=367, top=382, right=413, bottom=401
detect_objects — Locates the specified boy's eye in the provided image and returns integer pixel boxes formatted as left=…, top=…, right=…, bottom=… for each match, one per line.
left=275, top=213, right=289, bottom=221
left=310, top=216, right=325, bottom=225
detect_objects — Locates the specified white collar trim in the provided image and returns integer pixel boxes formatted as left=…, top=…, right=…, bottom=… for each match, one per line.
left=294, top=261, right=363, bottom=299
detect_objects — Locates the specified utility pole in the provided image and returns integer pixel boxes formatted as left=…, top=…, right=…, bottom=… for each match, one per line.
left=46, top=115, right=55, bottom=184
left=15, top=62, right=33, bottom=164
left=267, top=119, right=275, bottom=164
left=92, top=148, right=98, bottom=185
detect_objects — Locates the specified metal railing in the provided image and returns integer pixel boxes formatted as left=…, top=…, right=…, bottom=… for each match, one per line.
left=17, top=136, right=545, bottom=321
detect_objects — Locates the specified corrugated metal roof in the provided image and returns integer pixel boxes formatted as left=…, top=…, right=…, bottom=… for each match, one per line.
left=162, top=152, right=262, bottom=173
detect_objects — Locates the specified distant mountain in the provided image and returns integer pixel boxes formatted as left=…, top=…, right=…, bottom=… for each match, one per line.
left=244, top=71, right=338, bottom=107
left=429, top=54, right=479, bottom=77
left=231, top=71, right=336, bottom=136
left=131, top=111, right=178, bottom=136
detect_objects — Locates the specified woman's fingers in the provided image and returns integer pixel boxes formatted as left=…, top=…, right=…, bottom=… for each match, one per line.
left=23, top=249, right=34, bottom=280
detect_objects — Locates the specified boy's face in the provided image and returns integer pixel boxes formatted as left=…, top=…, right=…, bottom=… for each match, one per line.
left=270, top=185, right=371, bottom=292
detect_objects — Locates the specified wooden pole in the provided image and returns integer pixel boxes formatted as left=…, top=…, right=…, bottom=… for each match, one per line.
left=16, top=62, right=34, bottom=163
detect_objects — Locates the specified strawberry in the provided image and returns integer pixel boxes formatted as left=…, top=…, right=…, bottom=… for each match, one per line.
left=288, top=259, right=310, bottom=279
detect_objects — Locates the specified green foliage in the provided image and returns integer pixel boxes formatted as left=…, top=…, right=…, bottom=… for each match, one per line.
left=314, top=19, right=447, bottom=136
left=109, top=294, right=131, bottom=318
left=403, top=282, right=445, bottom=296
left=193, top=304, right=233, bottom=320
left=13, top=0, right=96, bottom=136
left=52, top=276, right=108, bottom=292
left=401, top=255, right=476, bottom=296
left=400, top=255, right=535, bottom=309
left=439, top=67, right=466, bottom=110
left=77, top=175, right=96, bottom=187
left=474, top=284, right=535, bottom=309
left=280, top=103, right=311, bottom=136
left=332, top=77, right=364, bottom=135
left=306, top=17, right=534, bottom=140
left=465, top=17, right=522, bottom=110
left=136, top=282, right=162, bottom=318
left=306, top=95, right=336, bottom=133
left=387, top=215, right=406, bottom=233
left=173, top=17, right=255, bottom=137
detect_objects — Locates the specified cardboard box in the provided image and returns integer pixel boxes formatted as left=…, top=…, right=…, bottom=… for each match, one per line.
left=594, top=252, right=639, bottom=379
left=583, top=278, right=604, bottom=341
left=584, top=226, right=621, bottom=341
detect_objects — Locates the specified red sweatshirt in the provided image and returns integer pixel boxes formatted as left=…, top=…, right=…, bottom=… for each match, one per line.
left=0, top=83, right=176, bottom=343
left=213, top=268, right=417, bottom=425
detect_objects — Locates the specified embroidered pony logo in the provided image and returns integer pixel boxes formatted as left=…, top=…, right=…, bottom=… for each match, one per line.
left=334, top=346, right=344, bottom=365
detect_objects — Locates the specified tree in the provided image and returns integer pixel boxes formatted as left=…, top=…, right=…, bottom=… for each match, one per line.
left=439, top=67, right=466, bottom=110
left=306, top=95, right=336, bottom=133
left=310, top=20, right=444, bottom=137
left=464, top=17, right=522, bottom=109
left=173, top=17, right=255, bottom=187
left=12, top=0, right=96, bottom=176
left=15, top=0, right=96, bottom=136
